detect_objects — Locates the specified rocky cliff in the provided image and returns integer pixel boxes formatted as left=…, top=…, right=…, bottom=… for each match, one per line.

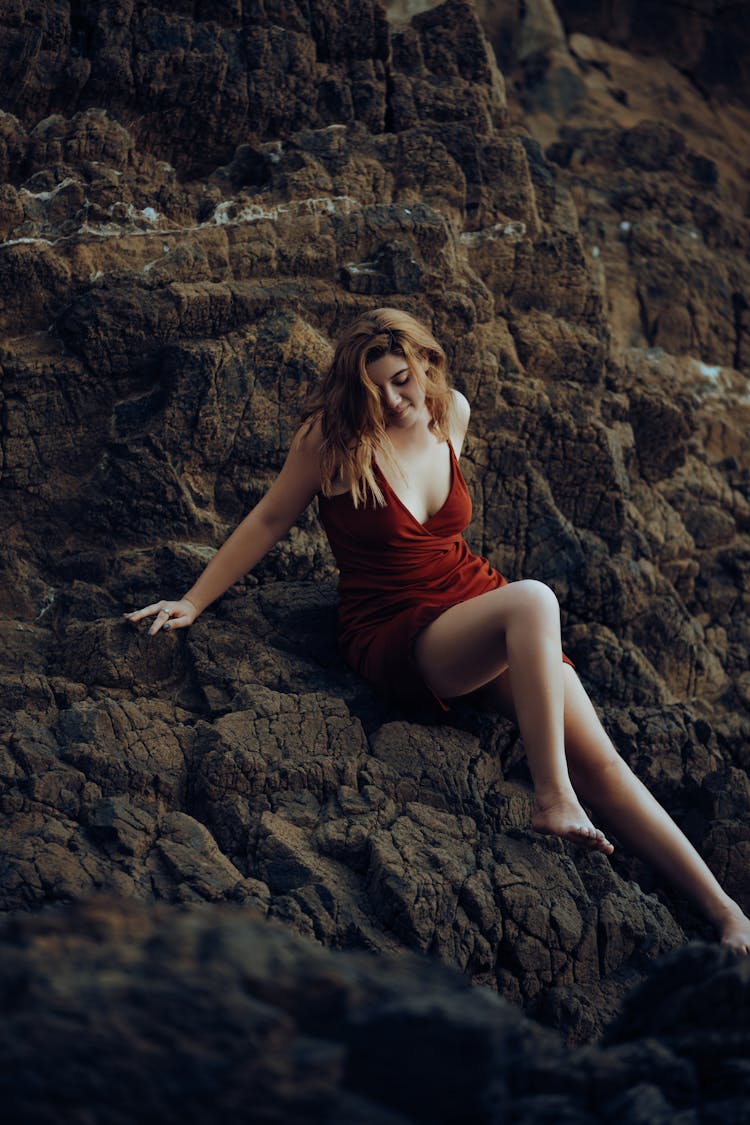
left=1, top=0, right=749, bottom=1104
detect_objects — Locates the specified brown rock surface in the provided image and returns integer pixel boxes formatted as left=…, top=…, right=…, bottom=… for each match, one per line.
left=1, top=0, right=749, bottom=1065
left=554, top=0, right=750, bottom=108
left=0, top=896, right=747, bottom=1124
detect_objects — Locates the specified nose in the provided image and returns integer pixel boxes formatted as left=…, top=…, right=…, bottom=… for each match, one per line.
left=382, top=385, right=401, bottom=411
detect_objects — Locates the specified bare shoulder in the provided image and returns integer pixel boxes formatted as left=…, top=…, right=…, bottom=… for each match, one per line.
left=291, top=412, right=325, bottom=455
left=285, top=413, right=329, bottom=490
left=448, top=388, right=471, bottom=455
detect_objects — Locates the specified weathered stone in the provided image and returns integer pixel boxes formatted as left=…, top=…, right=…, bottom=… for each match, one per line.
left=0, top=898, right=746, bottom=1123
left=0, top=0, right=748, bottom=1073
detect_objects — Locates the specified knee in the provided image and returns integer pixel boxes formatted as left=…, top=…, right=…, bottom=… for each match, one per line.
left=512, top=579, right=560, bottom=622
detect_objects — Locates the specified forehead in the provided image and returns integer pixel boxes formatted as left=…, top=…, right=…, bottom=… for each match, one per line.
left=365, top=351, right=409, bottom=385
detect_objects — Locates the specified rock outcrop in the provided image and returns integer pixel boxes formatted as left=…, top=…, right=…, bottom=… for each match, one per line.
left=1, top=0, right=748, bottom=1063
left=1, top=896, right=748, bottom=1124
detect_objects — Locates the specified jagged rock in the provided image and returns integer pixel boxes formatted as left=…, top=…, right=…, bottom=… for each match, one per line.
left=0, top=897, right=746, bottom=1124
left=0, top=0, right=748, bottom=1064
left=554, top=0, right=750, bottom=109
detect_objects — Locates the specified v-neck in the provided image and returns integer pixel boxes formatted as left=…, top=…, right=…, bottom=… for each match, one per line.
left=375, top=440, right=456, bottom=530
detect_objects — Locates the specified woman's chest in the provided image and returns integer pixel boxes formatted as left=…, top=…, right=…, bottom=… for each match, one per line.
left=379, top=440, right=453, bottom=526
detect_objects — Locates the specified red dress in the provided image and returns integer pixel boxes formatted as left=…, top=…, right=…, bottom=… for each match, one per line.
left=318, top=439, right=515, bottom=711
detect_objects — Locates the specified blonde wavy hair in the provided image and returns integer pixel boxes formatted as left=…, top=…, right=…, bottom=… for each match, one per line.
left=300, top=307, right=453, bottom=507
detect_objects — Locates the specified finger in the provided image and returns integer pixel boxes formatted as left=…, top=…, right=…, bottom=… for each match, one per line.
left=148, top=608, right=174, bottom=635
left=123, top=602, right=166, bottom=622
left=163, top=615, right=190, bottom=630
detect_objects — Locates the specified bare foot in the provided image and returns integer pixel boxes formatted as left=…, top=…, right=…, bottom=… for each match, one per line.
left=716, top=902, right=750, bottom=955
left=531, top=794, right=614, bottom=855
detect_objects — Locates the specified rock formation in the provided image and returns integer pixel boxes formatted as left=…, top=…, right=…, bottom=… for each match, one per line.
left=0, top=0, right=748, bottom=1085
left=1, top=895, right=747, bottom=1124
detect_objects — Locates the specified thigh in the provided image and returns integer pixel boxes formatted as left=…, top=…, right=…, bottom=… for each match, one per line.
left=413, top=579, right=561, bottom=700
left=412, top=585, right=513, bottom=700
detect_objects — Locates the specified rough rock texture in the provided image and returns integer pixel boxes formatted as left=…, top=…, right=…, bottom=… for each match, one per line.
left=1, top=896, right=748, bottom=1125
left=554, top=0, right=750, bottom=108
left=1, top=0, right=749, bottom=1064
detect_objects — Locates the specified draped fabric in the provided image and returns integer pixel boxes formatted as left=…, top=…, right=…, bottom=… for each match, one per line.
left=317, top=440, right=509, bottom=710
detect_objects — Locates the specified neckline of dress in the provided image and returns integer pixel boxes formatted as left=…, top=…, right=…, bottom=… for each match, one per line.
left=375, top=439, right=457, bottom=530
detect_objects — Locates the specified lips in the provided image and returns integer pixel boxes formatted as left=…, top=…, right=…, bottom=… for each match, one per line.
left=388, top=405, right=408, bottom=418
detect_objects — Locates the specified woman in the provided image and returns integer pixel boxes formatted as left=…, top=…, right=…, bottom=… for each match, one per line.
left=124, top=307, right=750, bottom=953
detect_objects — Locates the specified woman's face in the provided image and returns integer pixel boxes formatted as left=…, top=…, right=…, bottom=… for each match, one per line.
left=365, top=350, right=428, bottom=430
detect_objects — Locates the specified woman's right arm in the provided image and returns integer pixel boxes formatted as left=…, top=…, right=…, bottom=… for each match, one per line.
left=123, top=417, right=325, bottom=635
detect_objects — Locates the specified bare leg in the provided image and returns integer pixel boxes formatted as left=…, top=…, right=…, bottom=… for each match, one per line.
left=472, top=664, right=750, bottom=954
left=414, top=581, right=613, bottom=853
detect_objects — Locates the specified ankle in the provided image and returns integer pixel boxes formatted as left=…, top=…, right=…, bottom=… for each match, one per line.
left=706, top=895, right=744, bottom=928
left=533, top=783, right=578, bottom=810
